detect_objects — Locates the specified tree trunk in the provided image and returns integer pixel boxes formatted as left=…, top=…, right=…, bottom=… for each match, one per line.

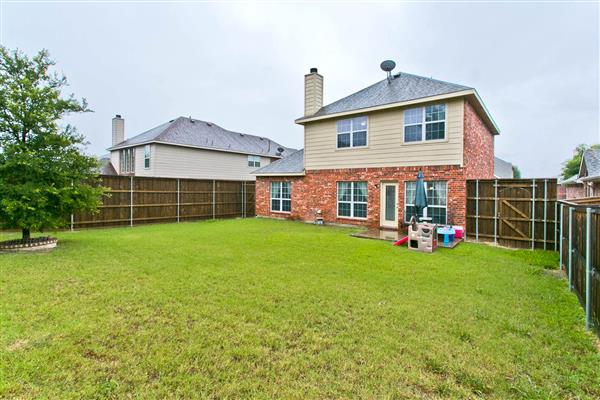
left=22, top=228, right=30, bottom=240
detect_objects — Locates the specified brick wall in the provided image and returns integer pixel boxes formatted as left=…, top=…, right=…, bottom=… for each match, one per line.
left=564, top=184, right=585, bottom=199
left=257, top=165, right=467, bottom=229
left=463, top=100, right=494, bottom=179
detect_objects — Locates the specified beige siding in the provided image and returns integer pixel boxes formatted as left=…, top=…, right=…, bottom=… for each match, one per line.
left=304, top=98, right=464, bottom=170
left=133, top=144, right=272, bottom=180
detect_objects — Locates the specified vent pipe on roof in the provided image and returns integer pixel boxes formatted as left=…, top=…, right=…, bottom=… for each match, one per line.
left=112, top=114, right=124, bottom=146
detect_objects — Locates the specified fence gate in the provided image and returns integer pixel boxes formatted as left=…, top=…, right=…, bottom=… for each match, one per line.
left=466, top=179, right=557, bottom=249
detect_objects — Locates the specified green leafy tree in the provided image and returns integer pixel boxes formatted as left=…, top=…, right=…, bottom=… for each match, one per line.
left=561, top=143, right=600, bottom=180
left=512, top=165, right=521, bottom=179
left=0, top=47, right=106, bottom=240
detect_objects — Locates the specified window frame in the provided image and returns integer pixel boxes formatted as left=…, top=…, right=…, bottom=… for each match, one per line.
left=144, top=145, right=151, bottom=169
left=336, top=116, right=369, bottom=149
left=248, top=155, right=261, bottom=168
left=404, top=180, right=448, bottom=224
left=337, top=181, right=368, bottom=220
left=120, top=148, right=135, bottom=174
left=403, top=103, right=447, bottom=144
left=270, top=181, right=292, bottom=213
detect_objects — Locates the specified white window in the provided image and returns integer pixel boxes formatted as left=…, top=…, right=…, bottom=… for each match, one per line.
left=271, top=182, right=291, bottom=212
left=404, top=104, right=446, bottom=143
left=248, top=155, right=261, bottom=168
left=144, top=145, right=151, bottom=169
left=119, top=148, right=135, bottom=174
left=336, top=116, right=368, bottom=148
left=337, top=181, right=368, bottom=219
left=404, top=181, right=447, bottom=224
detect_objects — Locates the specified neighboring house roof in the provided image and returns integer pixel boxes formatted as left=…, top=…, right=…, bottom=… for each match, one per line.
left=97, top=153, right=117, bottom=175
left=494, top=157, right=514, bottom=179
left=295, top=71, right=499, bottom=135
left=579, top=148, right=600, bottom=181
left=108, top=116, right=294, bottom=158
left=253, top=149, right=305, bottom=176
left=559, top=174, right=580, bottom=186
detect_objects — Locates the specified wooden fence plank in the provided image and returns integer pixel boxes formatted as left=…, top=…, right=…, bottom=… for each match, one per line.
left=466, top=179, right=558, bottom=249
left=72, top=175, right=255, bottom=228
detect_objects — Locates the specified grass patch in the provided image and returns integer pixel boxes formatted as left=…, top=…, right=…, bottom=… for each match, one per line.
left=1, top=219, right=598, bottom=398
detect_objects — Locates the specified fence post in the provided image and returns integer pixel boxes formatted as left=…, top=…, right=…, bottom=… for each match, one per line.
left=177, top=178, right=180, bottom=223
left=585, top=207, right=592, bottom=330
left=531, top=179, right=536, bottom=250
left=559, top=203, right=564, bottom=270
left=543, top=179, right=547, bottom=250
left=568, top=207, right=573, bottom=290
left=554, top=201, right=558, bottom=251
left=130, top=175, right=134, bottom=227
left=475, top=180, right=479, bottom=241
left=212, top=180, right=216, bottom=219
left=243, top=181, right=246, bottom=218
left=494, top=179, right=498, bottom=246
left=70, top=180, right=74, bottom=231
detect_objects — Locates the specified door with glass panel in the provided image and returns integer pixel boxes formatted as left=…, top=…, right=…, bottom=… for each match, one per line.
left=380, top=182, right=398, bottom=229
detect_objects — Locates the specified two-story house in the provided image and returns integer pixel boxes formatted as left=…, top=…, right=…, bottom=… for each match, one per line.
left=253, top=65, right=499, bottom=229
left=106, top=115, right=294, bottom=181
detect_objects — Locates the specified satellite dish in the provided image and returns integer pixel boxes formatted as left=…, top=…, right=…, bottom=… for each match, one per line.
left=380, top=60, right=396, bottom=72
left=380, top=60, right=396, bottom=82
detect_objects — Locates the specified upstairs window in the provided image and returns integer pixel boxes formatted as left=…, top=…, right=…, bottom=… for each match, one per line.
left=248, top=155, right=261, bottom=168
left=144, top=145, right=151, bottom=169
left=120, top=148, right=135, bottom=174
left=404, top=104, right=446, bottom=143
left=337, top=116, right=368, bottom=148
left=271, top=182, right=291, bottom=212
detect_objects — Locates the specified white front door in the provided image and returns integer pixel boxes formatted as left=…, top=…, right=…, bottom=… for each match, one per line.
left=380, top=182, right=398, bottom=229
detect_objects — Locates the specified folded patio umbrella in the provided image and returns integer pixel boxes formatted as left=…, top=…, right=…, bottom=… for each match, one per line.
left=414, top=170, right=428, bottom=221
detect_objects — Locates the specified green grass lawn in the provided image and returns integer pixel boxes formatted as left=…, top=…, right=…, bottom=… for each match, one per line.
left=1, top=219, right=599, bottom=399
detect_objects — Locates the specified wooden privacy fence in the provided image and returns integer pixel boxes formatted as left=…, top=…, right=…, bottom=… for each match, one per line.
left=72, top=175, right=255, bottom=228
left=466, top=179, right=558, bottom=249
left=558, top=201, right=600, bottom=333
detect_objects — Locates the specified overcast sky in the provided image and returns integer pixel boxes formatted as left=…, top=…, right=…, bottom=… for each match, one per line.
left=1, top=0, right=598, bottom=178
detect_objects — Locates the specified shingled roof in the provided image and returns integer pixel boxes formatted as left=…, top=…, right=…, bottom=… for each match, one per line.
left=253, top=149, right=305, bottom=176
left=310, top=72, right=471, bottom=119
left=580, top=148, right=600, bottom=180
left=494, top=157, right=514, bottom=179
left=108, top=117, right=294, bottom=158
left=296, top=71, right=499, bottom=135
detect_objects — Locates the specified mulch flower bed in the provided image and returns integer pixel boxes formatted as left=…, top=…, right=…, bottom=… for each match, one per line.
left=0, top=236, right=58, bottom=251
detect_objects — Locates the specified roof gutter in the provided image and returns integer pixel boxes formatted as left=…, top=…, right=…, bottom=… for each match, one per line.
left=253, top=171, right=306, bottom=177
left=107, top=140, right=285, bottom=159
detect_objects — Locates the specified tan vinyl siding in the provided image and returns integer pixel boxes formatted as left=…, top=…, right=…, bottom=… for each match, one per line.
left=134, top=144, right=272, bottom=180
left=304, top=98, right=464, bottom=170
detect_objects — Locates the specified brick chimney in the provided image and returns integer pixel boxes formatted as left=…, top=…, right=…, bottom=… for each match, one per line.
left=304, top=67, right=323, bottom=116
left=112, top=114, right=124, bottom=146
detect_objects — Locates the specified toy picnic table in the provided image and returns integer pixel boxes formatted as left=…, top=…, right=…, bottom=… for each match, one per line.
left=437, top=226, right=457, bottom=247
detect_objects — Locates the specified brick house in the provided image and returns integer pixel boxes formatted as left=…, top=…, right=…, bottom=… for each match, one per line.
left=559, top=148, right=600, bottom=199
left=254, top=65, right=500, bottom=229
